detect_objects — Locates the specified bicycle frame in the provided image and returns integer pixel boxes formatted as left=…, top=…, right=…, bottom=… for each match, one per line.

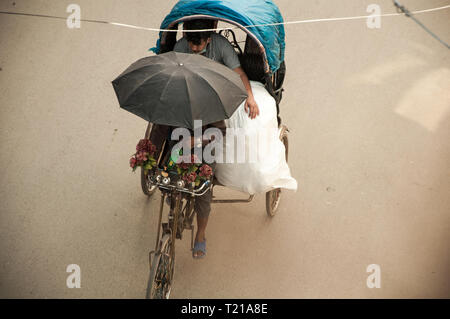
left=149, top=178, right=202, bottom=262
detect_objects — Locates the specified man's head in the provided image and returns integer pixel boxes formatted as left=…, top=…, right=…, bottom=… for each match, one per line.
left=183, top=19, right=215, bottom=54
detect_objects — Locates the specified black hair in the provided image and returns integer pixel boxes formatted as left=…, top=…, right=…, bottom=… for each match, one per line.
left=239, top=53, right=265, bottom=82
left=184, top=19, right=215, bottom=45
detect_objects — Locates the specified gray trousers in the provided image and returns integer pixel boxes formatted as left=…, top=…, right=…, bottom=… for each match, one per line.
left=194, top=187, right=213, bottom=219
left=194, top=162, right=216, bottom=219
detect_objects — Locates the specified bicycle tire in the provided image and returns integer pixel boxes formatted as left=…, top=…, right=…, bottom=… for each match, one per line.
left=145, top=233, right=175, bottom=299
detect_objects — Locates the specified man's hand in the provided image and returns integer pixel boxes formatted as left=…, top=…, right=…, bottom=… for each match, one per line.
left=233, top=67, right=260, bottom=120
left=244, top=95, right=260, bottom=119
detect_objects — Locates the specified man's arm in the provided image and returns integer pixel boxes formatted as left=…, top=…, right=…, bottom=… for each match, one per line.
left=215, top=34, right=259, bottom=119
left=233, top=67, right=260, bottom=119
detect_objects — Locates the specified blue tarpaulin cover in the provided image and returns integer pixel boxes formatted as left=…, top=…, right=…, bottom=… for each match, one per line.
left=149, top=0, right=285, bottom=73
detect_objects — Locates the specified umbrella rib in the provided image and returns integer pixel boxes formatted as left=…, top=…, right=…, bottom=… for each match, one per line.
left=159, top=69, right=178, bottom=104
left=206, top=70, right=247, bottom=117
left=190, top=71, right=228, bottom=121
left=183, top=73, right=194, bottom=129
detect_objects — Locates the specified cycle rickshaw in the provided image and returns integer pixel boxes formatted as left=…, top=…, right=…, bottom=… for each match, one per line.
left=141, top=0, right=287, bottom=299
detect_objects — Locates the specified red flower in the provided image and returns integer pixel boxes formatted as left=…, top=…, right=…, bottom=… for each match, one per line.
left=199, top=164, right=213, bottom=178
left=136, top=139, right=156, bottom=155
left=136, top=151, right=148, bottom=162
left=179, top=162, right=190, bottom=170
left=136, top=139, right=145, bottom=152
left=131, top=139, right=157, bottom=171
left=130, top=157, right=137, bottom=168
left=183, top=172, right=197, bottom=183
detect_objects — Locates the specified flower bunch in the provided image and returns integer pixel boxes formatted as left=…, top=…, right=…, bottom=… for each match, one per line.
left=173, top=154, right=213, bottom=187
left=130, top=139, right=157, bottom=172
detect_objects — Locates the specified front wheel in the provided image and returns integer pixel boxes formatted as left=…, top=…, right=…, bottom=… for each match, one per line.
left=146, top=233, right=175, bottom=299
left=141, top=122, right=157, bottom=197
left=141, top=167, right=157, bottom=196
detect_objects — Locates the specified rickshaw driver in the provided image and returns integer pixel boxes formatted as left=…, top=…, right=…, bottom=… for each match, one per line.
left=174, top=19, right=260, bottom=119
left=172, top=19, right=260, bottom=258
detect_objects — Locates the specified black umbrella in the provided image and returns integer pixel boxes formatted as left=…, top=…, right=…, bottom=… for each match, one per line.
left=112, top=51, right=248, bottom=129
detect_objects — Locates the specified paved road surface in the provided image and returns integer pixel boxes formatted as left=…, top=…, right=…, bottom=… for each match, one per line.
left=0, top=0, right=449, bottom=298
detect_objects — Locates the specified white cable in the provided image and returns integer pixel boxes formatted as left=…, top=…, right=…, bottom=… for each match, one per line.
left=1, top=4, right=449, bottom=32
left=109, top=4, right=450, bottom=32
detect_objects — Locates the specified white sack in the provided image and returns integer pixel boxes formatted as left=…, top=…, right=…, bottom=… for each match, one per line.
left=215, top=81, right=298, bottom=195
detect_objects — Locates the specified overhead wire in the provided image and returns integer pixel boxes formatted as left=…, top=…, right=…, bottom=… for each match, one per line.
left=0, top=3, right=448, bottom=48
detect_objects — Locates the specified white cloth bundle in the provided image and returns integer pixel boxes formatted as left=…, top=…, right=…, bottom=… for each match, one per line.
left=215, top=81, right=298, bottom=195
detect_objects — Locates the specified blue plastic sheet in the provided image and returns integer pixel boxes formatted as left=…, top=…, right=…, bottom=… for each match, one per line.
left=149, top=0, right=285, bottom=73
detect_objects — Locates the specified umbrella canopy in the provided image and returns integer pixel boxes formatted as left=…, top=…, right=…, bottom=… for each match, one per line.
left=112, top=51, right=248, bottom=129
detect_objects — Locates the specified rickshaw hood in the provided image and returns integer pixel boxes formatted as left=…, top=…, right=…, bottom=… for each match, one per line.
left=149, top=0, right=285, bottom=73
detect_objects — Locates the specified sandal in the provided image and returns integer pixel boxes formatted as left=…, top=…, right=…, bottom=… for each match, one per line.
left=192, top=239, right=207, bottom=259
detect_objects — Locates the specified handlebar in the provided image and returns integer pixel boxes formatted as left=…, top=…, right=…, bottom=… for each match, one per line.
left=146, top=168, right=212, bottom=197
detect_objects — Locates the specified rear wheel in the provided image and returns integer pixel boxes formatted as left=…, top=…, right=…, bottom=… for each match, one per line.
left=265, top=125, right=289, bottom=217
